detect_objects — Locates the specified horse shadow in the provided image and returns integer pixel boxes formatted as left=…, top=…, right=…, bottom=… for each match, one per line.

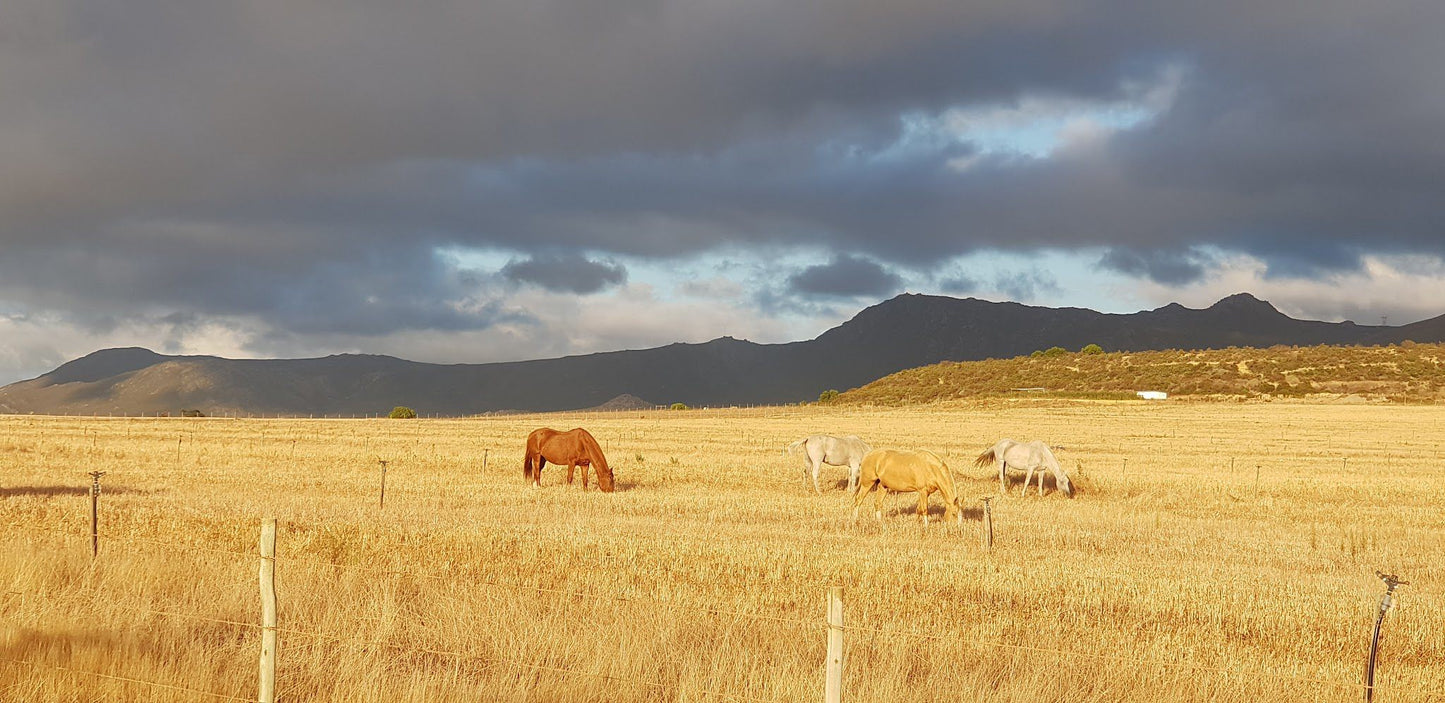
left=878, top=505, right=994, bottom=522
left=0, top=485, right=151, bottom=498
left=999, top=473, right=1068, bottom=493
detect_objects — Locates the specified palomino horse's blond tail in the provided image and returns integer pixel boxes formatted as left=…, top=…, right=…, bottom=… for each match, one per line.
left=972, top=449, right=996, bottom=468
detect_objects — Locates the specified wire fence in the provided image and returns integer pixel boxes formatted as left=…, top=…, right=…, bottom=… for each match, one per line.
left=2, top=520, right=1440, bottom=702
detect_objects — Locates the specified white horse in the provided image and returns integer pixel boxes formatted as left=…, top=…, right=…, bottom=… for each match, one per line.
left=974, top=439, right=1074, bottom=497
left=784, top=434, right=872, bottom=494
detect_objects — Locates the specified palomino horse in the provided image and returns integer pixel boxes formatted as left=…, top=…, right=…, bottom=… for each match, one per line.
left=523, top=427, right=614, bottom=492
left=785, top=434, right=872, bottom=494
left=974, top=439, right=1074, bottom=497
left=852, top=449, right=962, bottom=527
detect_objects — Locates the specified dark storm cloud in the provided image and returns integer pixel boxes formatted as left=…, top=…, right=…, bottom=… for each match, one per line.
left=1096, top=248, right=1211, bottom=285
left=939, top=275, right=979, bottom=295
left=992, top=271, right=1060, bottom=303
left=788, top=255, right=903, bottom=298
left=502, top=253, right=627, bottom=294
left=1, top=0, right=1444, bottom=342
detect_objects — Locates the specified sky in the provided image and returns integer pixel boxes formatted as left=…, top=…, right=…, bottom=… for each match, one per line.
left=3, top=1, right=1445, bottom=384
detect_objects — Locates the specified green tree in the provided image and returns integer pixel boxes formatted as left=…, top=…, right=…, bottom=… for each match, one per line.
left=818, top=389, right=841, bottom=403
left=1080, top=344, right=1104, bottom=355
left=388, top=406, right=417, bottom=419
left=670, top=402, right=690, bottom=410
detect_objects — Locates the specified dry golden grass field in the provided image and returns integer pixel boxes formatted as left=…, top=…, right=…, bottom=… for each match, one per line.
left=2, top=400, right=1443, bottom=702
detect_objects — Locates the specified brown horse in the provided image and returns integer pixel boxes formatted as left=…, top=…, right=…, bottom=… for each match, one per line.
left=852, top=449, right=961, bottom=527
left=523, top=427, right=614, bottom=492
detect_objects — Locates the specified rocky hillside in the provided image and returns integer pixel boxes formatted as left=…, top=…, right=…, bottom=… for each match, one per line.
left=837, top=343, right=1445, bottom=405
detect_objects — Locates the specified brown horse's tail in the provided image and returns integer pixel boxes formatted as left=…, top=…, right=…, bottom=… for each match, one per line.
left=973, top=448, right=996, bottom=468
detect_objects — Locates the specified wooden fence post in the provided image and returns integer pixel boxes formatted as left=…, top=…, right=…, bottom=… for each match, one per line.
left=259, top=519, right=277, bottom=703
left=980, top=497, right=994, bottom=551
left=378, top=460, right=389, bottom=508
left=88, top=471, right=106, bottom=558
left=825, top=586, right=844, bottom=703
left=482, top=449, right=489, bottom=475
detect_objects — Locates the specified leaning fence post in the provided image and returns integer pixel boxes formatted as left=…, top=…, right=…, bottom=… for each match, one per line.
left=482, top=449, right=489, bottom=475
left=259, top=518, right=278, bottom=703
left=825, top=586, right=844, bottom=703
left=980, top=496, right=994, bottom=551
left=1364, top=571, right=1407, bottom=703
left=88, top=471, right=106, bottom=558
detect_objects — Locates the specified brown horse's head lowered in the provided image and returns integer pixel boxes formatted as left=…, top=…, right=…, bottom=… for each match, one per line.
left=523, top=427, right=614, bottom=492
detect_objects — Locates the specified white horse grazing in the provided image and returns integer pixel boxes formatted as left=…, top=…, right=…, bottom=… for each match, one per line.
left=784, top=434, right=872, bottom=494
left=974, top=439, right=1074, bottom=497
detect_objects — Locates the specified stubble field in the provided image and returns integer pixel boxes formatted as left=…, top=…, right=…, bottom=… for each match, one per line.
left=1, top=400, right=1442, bottom=702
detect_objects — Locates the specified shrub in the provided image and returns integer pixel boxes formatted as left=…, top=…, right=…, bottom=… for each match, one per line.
left=388, top=406, right=417, bottom=419
left=670, top=402, right=689, bottom=410
left=818, top=389, right=841, bottom=403
left=1080, top=344, right=1104, bottom=355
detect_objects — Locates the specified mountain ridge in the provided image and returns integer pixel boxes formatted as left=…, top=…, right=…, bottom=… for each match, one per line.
left=2, top=293, right=1442, bottom=415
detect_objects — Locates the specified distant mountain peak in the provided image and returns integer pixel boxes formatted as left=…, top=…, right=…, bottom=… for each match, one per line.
left=39, top=347, right=167, bottom=385
left=1211, top=292, right=1272, bottom=307
left=1207, top=292, right=1285, bottom=317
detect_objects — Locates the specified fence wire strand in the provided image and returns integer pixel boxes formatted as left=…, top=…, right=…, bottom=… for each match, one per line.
left=0, top=657, right=252, bottom=701
left=837, top=621, right=1445, bottom=698
left=279, top=633, right=778, bottom=703
left=4, top=521, right=1439, bottom=700
left=275, top=551, right=819, bottom=630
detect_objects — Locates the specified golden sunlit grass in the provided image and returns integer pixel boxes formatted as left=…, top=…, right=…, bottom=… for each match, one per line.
left=1, top=400, right=1442, bottom=701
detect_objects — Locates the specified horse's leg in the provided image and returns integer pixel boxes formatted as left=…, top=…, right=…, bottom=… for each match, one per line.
left=811, top=455, right=824, bottom=494
left=848, top=460, right=860, bottom=493
left=1022, top=464, right=1034, bottom=497
left=874, top=483, right=887, bottom=521
left=577, top=462, right=589, bottom=491
left=851, top=481, right=875, bottom=523
left=534, top=457, right=546, bottom=488
left=998, top=461, right=1008, bottom=494
left=917, top=490, right=930, bottom=527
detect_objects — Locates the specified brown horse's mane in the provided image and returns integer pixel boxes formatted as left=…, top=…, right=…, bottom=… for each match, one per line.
left=570, top=427, right=610, bottom=474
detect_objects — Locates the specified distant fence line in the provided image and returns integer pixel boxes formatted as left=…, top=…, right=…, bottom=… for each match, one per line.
left=2, top=516, right=1433, bottom=702
left=5, top=405, right=798, bottom=420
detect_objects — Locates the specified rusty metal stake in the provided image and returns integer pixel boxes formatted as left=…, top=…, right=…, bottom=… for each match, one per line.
left=1365, top=571, right=1408, bottom=702
left=88, top=471, right=106, bottom=558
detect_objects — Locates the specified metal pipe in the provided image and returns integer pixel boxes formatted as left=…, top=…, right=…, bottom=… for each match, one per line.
left=1365, top=571, right=1408, bottom=702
